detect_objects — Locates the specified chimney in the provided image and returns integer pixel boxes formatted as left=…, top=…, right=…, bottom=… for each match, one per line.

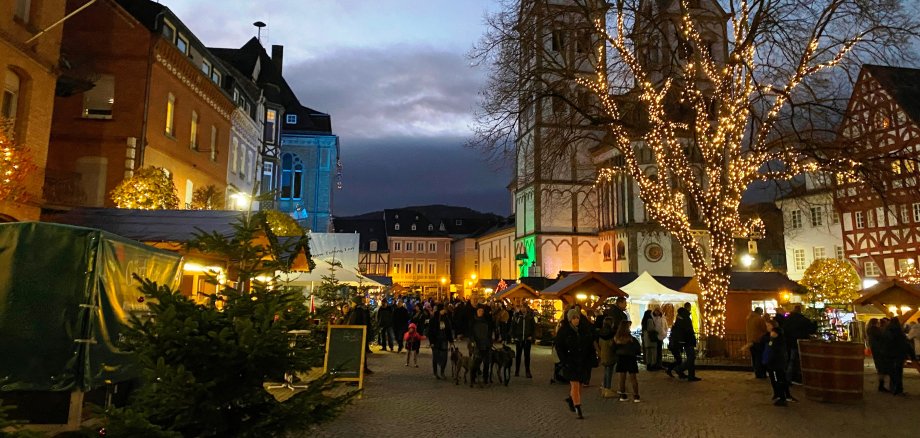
left=271, top=45, right=284, bottom=75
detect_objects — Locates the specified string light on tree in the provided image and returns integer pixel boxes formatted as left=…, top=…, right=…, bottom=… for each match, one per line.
left=586, top=0, right=866, bottom=337
left=0, top=119, right=32, bottom=203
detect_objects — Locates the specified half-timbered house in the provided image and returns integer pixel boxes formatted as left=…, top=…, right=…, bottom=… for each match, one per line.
left=834, top=65, right=920, bottom=280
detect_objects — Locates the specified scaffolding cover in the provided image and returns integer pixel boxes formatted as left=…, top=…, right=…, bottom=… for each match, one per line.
left=0, top=222, right=182, bottom=392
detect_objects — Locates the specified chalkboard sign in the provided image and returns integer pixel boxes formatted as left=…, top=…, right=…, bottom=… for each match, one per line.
left=324, top=325, right=367, bottom=388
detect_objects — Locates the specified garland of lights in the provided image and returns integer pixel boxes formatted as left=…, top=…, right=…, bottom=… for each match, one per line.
left=897, top=262, right=920, bottom=285
left=580, top=0, right=858, bottom=337
left=0, top=120, right=31, bottom=202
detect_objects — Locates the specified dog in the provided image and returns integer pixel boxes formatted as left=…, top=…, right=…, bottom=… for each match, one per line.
left=491, top=343, right=514, bottom=386
left=450, top=345, right=471, bottom=385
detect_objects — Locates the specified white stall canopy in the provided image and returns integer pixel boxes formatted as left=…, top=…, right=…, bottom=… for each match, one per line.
left=621, top=272, right=700, bottom=330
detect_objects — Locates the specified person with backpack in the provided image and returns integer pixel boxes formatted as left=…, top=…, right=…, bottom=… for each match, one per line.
left=761, top=318, right=796, bottom=406
left=598, top=317, right=618, bottom=398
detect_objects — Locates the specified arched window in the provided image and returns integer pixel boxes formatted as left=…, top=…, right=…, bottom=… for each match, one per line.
left=280, top=154, right=293, bottom=199
left=293, top=163, right=303, bottom=199
left=2, top=70, right=21, bottom=121
left=616, top=241, right=626, bottom=260
left=603, top=243, right=612, bottom=261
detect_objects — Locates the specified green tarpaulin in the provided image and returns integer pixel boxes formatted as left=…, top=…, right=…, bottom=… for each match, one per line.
left=0, top=222, right=182, bottom=392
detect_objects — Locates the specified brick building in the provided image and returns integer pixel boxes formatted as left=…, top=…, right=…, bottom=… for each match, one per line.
left=1, top=0, right=65, bottom=220
left=45, top=0, right=234, bottom=210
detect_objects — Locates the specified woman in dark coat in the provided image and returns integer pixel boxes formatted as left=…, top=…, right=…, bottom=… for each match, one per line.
left=866, top=318, right=889, bottom=392
left=555, top=308, right=596, bottom=419
left=427, top=305, right=454, bottom=380
left=881, top=317, right=916, bottom=395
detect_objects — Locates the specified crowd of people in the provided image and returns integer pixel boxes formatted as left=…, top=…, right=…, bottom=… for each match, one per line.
left=553, top=298, right=701, bottom=419
left=866, top=316, right=920, bottom=395
left=338, top=295, right=918, bottom=418
left=745, top=305, right=817, bottom=406
left=334, top=296, right=539, bottom=382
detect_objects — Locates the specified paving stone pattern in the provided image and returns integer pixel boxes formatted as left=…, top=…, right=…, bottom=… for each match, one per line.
left=304, top=344, right=920, bottom=438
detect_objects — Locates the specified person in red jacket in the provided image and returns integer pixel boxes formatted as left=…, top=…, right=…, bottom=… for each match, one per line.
left=404, top=323, right=424, bottom=367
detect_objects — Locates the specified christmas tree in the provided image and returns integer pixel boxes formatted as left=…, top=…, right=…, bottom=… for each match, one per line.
left=101, top=213, right=353, bottom=437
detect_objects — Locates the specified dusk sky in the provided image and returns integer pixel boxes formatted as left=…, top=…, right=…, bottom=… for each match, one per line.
left=165, top=1, right=511, bottom=217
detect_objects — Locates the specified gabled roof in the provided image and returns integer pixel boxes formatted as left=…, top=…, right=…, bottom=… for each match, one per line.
left=540, top=272, right=630, bottom=300
left=210, top=37, right=332, bottom=134
left=854, top=280, right=920, bottom=306
left=558, top=271, right=639, bottom=287
left=332, top=217, right=389, bottom=252
left=728, top=272, right=802, bottom=292
left=863, top=64, right=920, bottom=126
left=652, top=275, right=694, bottom=291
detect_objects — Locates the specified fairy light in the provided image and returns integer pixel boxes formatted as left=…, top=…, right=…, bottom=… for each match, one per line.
left=0, top=120, right=31, bottom=202
left=584, top=0, right=866, bottom=337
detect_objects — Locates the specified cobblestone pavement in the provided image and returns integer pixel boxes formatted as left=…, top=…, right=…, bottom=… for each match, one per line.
left=304, top=344, right=920, bottom=438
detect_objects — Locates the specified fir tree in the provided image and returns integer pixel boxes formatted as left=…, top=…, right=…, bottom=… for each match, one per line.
left=101, top=213, right=353, bottom=437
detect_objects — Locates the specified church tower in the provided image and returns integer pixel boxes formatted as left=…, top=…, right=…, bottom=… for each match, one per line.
left=512, top=0, right=608, bottom=279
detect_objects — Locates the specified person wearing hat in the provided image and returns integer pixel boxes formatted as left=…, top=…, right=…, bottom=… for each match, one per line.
left=555, top=308, right=596, bottom=419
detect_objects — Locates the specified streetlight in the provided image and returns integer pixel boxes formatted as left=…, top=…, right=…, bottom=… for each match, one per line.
left=741, top=253, right=755, bottom=268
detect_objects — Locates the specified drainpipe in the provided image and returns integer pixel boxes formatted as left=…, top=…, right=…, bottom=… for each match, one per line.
left=138, top=10, right=165, bottom=169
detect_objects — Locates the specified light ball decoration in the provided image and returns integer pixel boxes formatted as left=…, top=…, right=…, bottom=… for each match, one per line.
left=800, top=258, right=861, bottom=305
left=110, top=166, right=179, bottom=209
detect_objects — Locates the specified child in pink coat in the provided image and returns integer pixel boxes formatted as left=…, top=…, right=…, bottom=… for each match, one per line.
left=405, top=323, right=424, bottom=367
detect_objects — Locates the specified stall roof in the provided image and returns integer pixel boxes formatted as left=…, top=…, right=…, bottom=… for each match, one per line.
left=559, top=271, right=638, bottom=287
left=854, top=280, right=920, bottom=306
left=540, top=272, right=629, bottom=306
left=653, top=275, right=694, bottom=291
left=622, top=272, right=699, bottom=303
left=728, top=272, right=802, bottom=292
left=492, top=283, right=540, bottom=301
left=45, top=208, right=243, bottom=242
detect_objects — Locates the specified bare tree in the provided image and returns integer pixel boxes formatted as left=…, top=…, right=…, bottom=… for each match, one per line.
left=471, top=0, right=920, bottom=336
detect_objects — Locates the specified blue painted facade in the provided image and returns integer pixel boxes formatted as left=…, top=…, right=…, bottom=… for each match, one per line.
left=279, top=131, right=339, bottom=232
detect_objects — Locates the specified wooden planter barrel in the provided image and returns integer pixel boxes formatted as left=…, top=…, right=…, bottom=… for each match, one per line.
left=798, top=340, right=864, bottom=403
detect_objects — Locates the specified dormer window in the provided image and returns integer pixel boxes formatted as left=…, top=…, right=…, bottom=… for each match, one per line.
left=455, top=219, right=463, bottom=225
left=286, top=114, right=297, bottom=124
left=369, top=241, right=378, bottom=252
left=394, top=223, right=400, bottom=231
left=411, top=224, right=417, bottom=231
left=428, top=224, right=433, bottom=231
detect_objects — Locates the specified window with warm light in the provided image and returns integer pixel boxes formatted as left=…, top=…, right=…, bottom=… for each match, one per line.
left=189, top=111, right=199, bottom=150
left=165, top=93, right=176, bottom=136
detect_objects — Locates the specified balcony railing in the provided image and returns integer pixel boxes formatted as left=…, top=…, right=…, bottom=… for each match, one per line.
left=43, top=170, right=87, bottom=208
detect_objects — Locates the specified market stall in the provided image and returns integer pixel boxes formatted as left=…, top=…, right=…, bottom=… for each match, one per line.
left=853, top=280, right=920, bottom=323
left=621, top=272, right=701, bottom=331
left=539, top=272, right=629, bottom=310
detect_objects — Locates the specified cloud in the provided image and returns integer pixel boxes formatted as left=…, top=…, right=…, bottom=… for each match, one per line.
left=283, top=46, right=486, bottom=139
left=334, top=136, right=511, bottom=217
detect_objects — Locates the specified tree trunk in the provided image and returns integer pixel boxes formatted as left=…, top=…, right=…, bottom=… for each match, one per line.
left=695, top=231, right=734, bottom=338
